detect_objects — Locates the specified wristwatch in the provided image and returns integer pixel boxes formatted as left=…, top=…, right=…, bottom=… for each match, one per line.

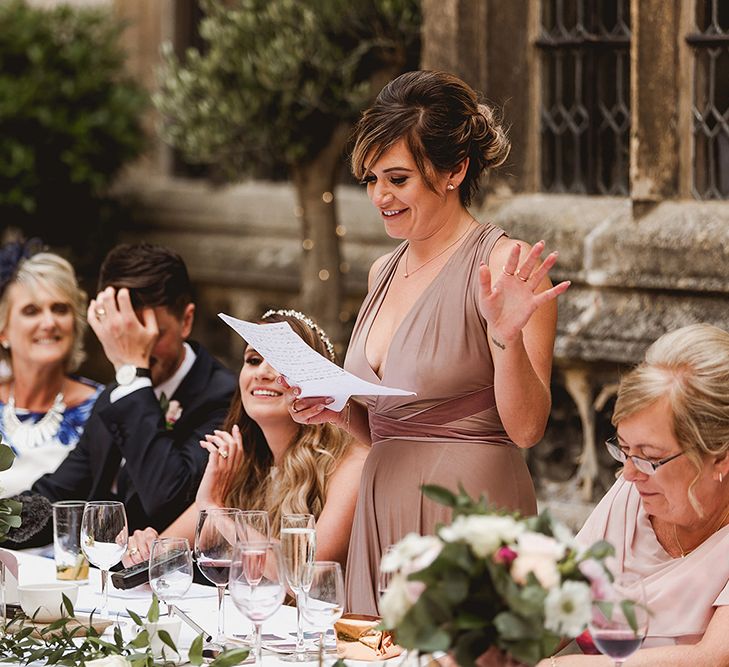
left=115, top=364, right=152, bottom=386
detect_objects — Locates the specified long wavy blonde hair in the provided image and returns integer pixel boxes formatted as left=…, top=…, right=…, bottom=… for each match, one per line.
left=221, top=311, right=352, bottom=536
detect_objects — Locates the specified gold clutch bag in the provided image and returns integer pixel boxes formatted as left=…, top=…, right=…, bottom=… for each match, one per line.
left=334, top=614, right=403, bottom=661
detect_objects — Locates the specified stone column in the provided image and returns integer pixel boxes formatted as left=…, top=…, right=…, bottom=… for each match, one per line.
left=630, top=0, right=682, bottom=207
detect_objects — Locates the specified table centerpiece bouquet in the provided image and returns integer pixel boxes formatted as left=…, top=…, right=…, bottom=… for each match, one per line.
left=379, top=485, right=615, bottom=667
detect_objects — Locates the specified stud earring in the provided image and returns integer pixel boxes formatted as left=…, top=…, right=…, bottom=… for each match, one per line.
left=1, top=341, right=8, bottom=350
left=446, top=183, right=455, bottom=191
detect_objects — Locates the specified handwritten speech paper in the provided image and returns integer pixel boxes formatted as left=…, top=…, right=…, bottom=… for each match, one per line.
left=219, top=313, right=415, bottom=411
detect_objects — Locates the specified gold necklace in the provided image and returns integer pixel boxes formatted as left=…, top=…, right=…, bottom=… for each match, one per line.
left=673, top=503, right=729, bottom=558
left=403, top=220, right=476, bottom=278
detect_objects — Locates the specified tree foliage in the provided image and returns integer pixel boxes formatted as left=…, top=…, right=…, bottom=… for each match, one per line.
left=154, top=0, right=420, bottom=176
left=0, top=0, right=147, bottom=248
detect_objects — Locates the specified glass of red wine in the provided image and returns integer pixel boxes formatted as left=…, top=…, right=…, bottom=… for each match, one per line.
left=194, top=508, right=243, bottom=649
left=589, top=572, right=649, bottom=666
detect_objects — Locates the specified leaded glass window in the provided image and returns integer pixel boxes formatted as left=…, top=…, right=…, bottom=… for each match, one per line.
left=688, top=0, right=729, bottom=199
left=537, top=0, right=631, bottom=195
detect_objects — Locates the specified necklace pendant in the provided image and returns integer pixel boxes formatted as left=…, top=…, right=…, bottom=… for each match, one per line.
left=403, top=272, right=409, bottom=278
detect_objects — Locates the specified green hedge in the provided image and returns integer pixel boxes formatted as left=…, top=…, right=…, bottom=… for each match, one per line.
left=0, top=0, right=147, bottom=249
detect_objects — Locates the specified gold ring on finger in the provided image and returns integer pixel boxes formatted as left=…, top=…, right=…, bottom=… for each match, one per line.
left=128, top=546, right=139, bottom=556
left=290, top=401, right=300, bottom=414
left=515, top=270, right=529, bottom=282
left=502, top=266, right=515, bottom=277
left=95, top=307, right=107, bottom=319
left=219, top=449, right=229, bottom=459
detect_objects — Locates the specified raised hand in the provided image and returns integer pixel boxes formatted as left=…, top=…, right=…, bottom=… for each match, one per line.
left=478, top=240, right=570, bottom=345
left=197, top=425, right=244, bottom=509
left=276, top=375, right=340, bottom=426
left=88, top=286, right=159, bottom=369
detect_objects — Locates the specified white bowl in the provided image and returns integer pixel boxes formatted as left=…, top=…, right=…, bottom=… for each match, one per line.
left=18, top=582, right=79, bottom=623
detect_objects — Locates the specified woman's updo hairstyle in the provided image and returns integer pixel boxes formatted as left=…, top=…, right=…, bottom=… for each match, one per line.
left=351, top=70, right=510, bottom=206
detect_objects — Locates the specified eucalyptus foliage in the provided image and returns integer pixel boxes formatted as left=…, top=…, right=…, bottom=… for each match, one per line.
left=154, top=0, right=420, bottom=176
left=0, top=0, right=147, bottom=247
left=0, top=594, right=248, bottom=667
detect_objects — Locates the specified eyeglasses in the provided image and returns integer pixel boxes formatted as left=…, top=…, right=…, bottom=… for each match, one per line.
left=605, top=436, right=684, bottom=476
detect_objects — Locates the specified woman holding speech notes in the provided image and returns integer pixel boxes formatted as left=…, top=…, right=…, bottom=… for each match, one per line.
left=123, top=309, right=367, bottom=568
left=281, top=71, right=570, bottom=614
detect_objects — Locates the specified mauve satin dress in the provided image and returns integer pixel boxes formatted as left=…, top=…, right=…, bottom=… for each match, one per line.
left=344, top=222, right=537, bottom=615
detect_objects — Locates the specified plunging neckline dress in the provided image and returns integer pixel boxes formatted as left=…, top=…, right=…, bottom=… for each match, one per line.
left=343, top=222, right=537, bottom=614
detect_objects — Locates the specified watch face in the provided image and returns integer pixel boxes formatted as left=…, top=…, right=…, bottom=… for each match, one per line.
left=116, top=364, right=136, bottom=386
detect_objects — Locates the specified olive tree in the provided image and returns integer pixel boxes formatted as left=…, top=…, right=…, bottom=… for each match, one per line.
left=154, top=0, right=420, bottom=340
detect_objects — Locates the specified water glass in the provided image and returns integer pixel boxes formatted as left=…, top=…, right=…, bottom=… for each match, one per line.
left=238, top=510, right=270, bottom=543
left=280, top=513, right=316, bottom=662
left=589, top=572, right=649, bottom=666
left=53, top=501, right=89, bottom=581
left=80, top=501, right=128, bottom=617
left=229, top=542, right=286, bottom=666
left=194, top=508, right=242, bottom=648
left=301, top=562, right=344, bottom=667
left=149, top=537, right=193, bottom=616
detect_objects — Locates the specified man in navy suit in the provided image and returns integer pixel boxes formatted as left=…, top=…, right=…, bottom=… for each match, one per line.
left=30, top=243, right=236, bottom=538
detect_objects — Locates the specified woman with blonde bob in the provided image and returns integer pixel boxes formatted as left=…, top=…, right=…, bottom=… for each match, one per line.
left=0, top=244, right=102, bottom=495
left=539, top=323, right=729, bottom=665
left=124, top=309, right=367, bottom=566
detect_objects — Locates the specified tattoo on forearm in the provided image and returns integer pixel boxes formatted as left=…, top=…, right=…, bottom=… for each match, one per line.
left=491, top=336, right=506, bottom=350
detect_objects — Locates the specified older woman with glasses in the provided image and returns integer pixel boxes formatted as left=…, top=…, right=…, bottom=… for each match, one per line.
left=541, top=323, right=729, bottom=666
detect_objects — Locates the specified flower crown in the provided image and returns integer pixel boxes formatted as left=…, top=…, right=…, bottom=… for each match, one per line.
left=0, top=238, right=44, bottom=299
left=262, top=309, right=336, bottom=362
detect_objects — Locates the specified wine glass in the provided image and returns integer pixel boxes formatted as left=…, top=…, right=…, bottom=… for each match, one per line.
left=229, top=541, right=286, bottom=666
left=194, top=508, right=242, bottom=649
left=80, top=501, right=128, bottom=617
left=589, top=572, right=649, bottom=666
left=301, top=562, right=344, bottom=667
left=280, top=513, right=317, bottom=662
left=149, top=537, right=193, bottom=617
left=238, top=510, right=270, bottom=543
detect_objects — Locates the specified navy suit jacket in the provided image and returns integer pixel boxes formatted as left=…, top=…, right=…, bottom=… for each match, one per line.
left=31, top=341, right=236, bottom=537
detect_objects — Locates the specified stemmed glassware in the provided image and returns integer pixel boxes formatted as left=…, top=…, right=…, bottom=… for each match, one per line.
left=229, top=541, right=286, bottom=666
left=149, top=537, right=193, bottom=617
left=80, top=501, right=128, bottom=617
left=194, top=508, right=242, bottom=649
left=301, top=562, right=345, bottom=667
left=280, top=513, right=317, bottom=662
left=238, top=510, right=270, bottom=543
left=589, top=572, right=649, bottom=666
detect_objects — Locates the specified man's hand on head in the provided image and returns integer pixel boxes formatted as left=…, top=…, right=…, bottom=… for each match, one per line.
left=88, top=286, right=159, bottom=369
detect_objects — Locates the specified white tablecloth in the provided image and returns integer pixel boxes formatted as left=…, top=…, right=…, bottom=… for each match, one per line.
left=7, top=551, right=364, bottom=666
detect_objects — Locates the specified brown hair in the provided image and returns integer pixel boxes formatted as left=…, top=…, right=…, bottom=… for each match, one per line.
left=0, top=252, right=88, bottom=375
left=220, top=311, right=352, bottom=536
left=98, top=243, right=193, bottom=318
left=613, top=323, right=729, bottom=517
left=351, top=70, right=510, bottom=206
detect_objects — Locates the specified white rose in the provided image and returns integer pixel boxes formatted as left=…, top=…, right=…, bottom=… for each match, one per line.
left=439, top=515, right=524, bottom=557
left=544, top=580, right=592, bottom=638
left=379, top=574, right=414, bottom=628
left=511, top=553, right=561, bottom=589
left=86, top=656, right=131, bottom=667
left=380, top=533, right=442, bottom=573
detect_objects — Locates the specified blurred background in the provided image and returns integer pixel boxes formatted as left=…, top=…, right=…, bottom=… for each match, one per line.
left=3, top=0, right=729, bottom=525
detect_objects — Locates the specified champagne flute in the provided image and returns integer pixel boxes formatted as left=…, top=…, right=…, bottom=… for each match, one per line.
left=280, top=513, right=316, bottom=662
left=149, top=537, right=193, bottom=617
left=301, top=562, right=344, bottom=667
left=589, top=572, right=649, bottom=666
left=80, top=501, right=128, bottom=617
left=238, top=510, right=270, bottom=543
left=194, top=508, right=242, bottom=648
left=229, top=541, right=286, bottom=666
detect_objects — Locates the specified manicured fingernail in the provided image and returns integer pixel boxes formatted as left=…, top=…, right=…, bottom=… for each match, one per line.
left=293, top=387, right=300, bottom=396
left=276, top=376, right=282, bottom=384
left=325, top=397, right=335, bottom=405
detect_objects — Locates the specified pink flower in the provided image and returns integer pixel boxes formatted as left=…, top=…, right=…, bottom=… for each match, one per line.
left=165, top=400, right=182, bottom=429
left=493, top=546, right=518, bottom=566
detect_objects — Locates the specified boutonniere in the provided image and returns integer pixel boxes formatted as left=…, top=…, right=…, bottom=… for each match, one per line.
left=159, top=393, right=183, bottom=430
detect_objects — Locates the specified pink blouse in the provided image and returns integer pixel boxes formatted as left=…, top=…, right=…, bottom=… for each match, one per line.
left=576, top=476, right=729, bottom=648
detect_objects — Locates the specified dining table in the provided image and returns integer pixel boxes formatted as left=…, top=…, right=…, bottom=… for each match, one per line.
left=2, top=550, right=378, bottom=667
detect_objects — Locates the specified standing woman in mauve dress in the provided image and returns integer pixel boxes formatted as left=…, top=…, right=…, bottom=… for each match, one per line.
left=282, top=70, right=571, bottom=614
